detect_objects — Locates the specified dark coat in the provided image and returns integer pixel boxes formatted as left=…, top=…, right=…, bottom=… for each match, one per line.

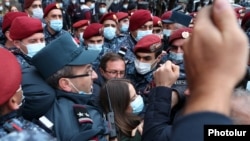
left=45, top=90, right=109, bottom=141
left=142, top=86, right=233, bottom=141
left=21, top=66, right=56, bottom=120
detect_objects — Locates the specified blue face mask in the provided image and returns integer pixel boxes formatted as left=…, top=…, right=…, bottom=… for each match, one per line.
left=120, top=24, right=129, bottom=33
left=68, top=79, right=92, bottom=94
left=26, top=43, right=45, bottom=57
left=88, top=43, right=103, bottom=54
left=99, top=7, right=107, bottom=14
left=168, top=51, right=184, bottom=64
left=79, top=32, right=84, bottom=42
left=136, top=30, right=152, bottom=41
left=50, top=19, right=63, bottom=32
left=130, top=95, right=144, bottom=114
left=103, top=27, right=116, bottom=40
left=163, top=29, right=172, bottom=37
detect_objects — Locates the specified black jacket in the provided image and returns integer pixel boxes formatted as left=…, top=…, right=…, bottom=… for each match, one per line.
left=45, top=90, right=109, bottom=141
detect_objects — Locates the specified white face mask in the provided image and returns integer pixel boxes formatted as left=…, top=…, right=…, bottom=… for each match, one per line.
left=123, top=4, right=128, bottom=9
left=32, top=8, right=44, bottom=19
left=5, top=2, right=10, bottom=6
left=99, top=7, right=107, bottom=14
left=90, top=3, right=95, bottom=9
left=79, top=32, right=84, bottom=42
left=163, top=29, right=172, bottom=37
left=88, top=43, right=103, bottom=53
left=26, top=42, right=45, bottom=57
left=0, top=6, right=3, bottom=11
left=168, top=51, right=184, bottom=64
left=103, top=27, right=116, bottom=40
left=134, top=59, right=152, bottom=75
left=120, top=24, right=129, bottom=33
left=136, top=30, right=152, bottom=41
left=72, top=0, right=76, bottom=4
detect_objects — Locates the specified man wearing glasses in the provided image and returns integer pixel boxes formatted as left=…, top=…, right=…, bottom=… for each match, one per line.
left=31, top=33, right=109, bottom=141
left=93, top=52, right=126, bottom=93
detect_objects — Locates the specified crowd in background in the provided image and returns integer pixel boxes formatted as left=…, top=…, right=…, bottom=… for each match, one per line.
left=0, top=0, right=250, bottom=140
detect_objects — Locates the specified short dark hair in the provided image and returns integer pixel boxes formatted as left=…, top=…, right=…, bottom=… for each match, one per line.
left=46, top=66, right=74, bottom=89
left=99, top=52, right=125, bottom=71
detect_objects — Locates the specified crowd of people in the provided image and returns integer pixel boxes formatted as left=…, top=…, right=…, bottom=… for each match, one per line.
left=0, top=0, right=250, bottom=140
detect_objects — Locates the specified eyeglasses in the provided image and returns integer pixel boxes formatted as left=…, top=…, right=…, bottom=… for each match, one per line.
left=65, top=69, right=93, bottom=79
left=105, top=70, right=125, bottom=76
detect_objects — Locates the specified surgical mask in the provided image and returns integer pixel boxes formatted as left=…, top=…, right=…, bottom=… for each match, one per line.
left=135, top=30, right=152, bottom=41
left=123, top=4, right=128, bottom=9
left=68, top=80, right=92, bottom=94
left=120, top=24, right=129, bottom=33
left=18, top=94, right=25, bottom=107
left=134, top=59, right=152, bottom=75
left=5, top=2, right=10, bottom=6
left=90, top=3, right=95, bottom=9
left=26, top=43, right=45, bottom=57
left=163, top=29, right=172, bottom=37
left=130, top=95, right=144, bottom=114
left=50, top=19, right=63, bottom=32
left=79, top=32, right=84, bottom=42
left=58, top=3, right=63, bottom=8
left=99, top=7, right=107, bottom=14
left=114, top=0, right=118, bottom=4
left=72, top=0, right=76, bottom=4
left=168, top=51, right=184, bottom=64
left=0, top=6, right=3, bottom=11
left=88, top=43, right=103, bottom=53
left=103, top=27, right=116, bottom=40
left=32, top=8, right=44, bottom=19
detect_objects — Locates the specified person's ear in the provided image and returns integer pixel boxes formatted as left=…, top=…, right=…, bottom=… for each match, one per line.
left=58, top=78, right=72, bottom=92
left=13, top=40, right=21, bottom=49
left=8, top=94, right=20, bottom=111
left=44, top=17, right=49, bottom=24
left=5, top=31, right=13, bottom=42
left=99, top=68, right=105, bottom=76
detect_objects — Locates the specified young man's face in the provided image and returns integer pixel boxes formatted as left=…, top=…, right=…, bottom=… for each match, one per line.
left=14, top=32, right=45, bottom=54
left=25, top=0, right=42, bottom=16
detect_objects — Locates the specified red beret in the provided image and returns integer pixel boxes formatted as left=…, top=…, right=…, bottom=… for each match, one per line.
left=2, top=12, right=28, bottom=33
left=0, top=48, right=22, bottom=106
left=100, top=12, right=118, bottom=24
left=129, top=9, right=152, bottom=31
left=134, top=34, right=162, bottom=53
left=24, top=0, right=35, bottom=9
left=161, top=11, right=174, bottom=24
left=10, top=17, right=43, bottom=40
left=43, top=3, right=61, bottom=18
left=116, top=12, right=128, bottom=22
left=241, top=12, right=250, bottom=28
left=169, top=27, right=192, bottom=45
left=83, top=23, right=103, bottom=40
left=73, top=20, right=90, bottom=29
left=153, top=16, right=162, bottom=27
